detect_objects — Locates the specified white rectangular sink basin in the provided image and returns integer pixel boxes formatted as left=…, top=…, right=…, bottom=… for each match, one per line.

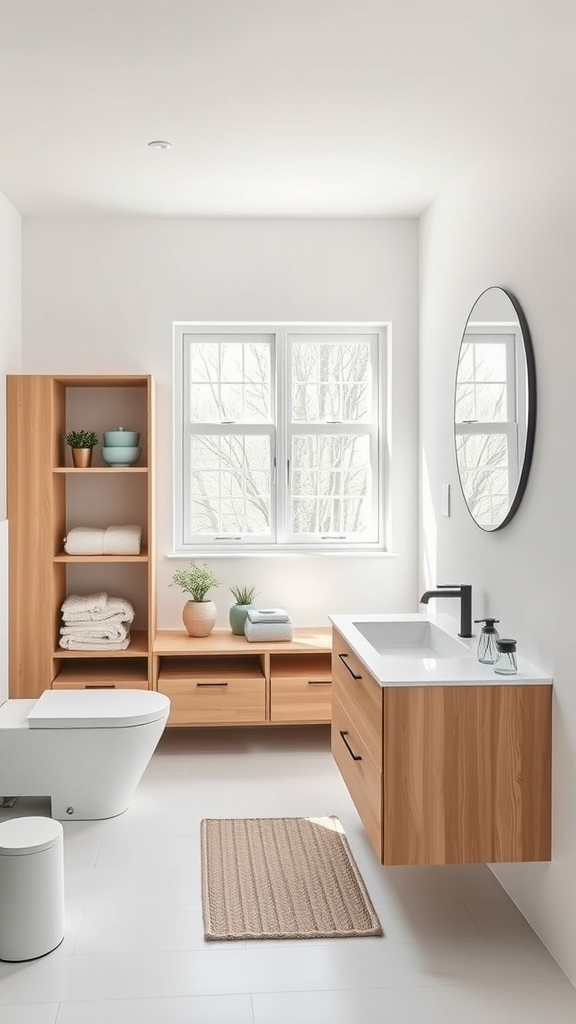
left=353, top=619, right=472, bottom=659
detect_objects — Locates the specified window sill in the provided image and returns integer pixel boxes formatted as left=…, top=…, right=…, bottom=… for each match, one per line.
left=166, top=549, right=399, bottom=560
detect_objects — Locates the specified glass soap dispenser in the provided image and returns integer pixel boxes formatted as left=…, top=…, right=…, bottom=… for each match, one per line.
left=474, top=618, right=500, bottom=664
left=494, top=638, right=518, bottom=675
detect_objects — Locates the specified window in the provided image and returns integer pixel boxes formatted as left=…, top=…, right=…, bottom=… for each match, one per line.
left=173, top=324, right=386, bottom=553
left=454, top=324, right=525, bottom=529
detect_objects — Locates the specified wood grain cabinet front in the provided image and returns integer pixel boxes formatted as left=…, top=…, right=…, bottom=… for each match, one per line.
left=269, top=653, right=332, bottom=723
left=157, top=656, right=266, bottom=726
left=332, top=627, right=383, bottom=770
left=331, top=626, right=552, bottom=866
left=331, top=692, right=383, bottom=860
left=153, top=628, right=332, bottom=727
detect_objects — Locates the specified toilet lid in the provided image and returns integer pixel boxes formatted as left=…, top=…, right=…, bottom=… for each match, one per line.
left=0, top=816, right=63, bottom=855
left=26, top=689, right=170, bottom=729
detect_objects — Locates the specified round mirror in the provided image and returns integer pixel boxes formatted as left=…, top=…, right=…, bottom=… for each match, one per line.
left=454, top=286, right=536, bottom=531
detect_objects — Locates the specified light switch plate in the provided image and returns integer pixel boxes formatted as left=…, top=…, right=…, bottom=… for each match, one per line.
left=442, top=483, right=451, bottom=517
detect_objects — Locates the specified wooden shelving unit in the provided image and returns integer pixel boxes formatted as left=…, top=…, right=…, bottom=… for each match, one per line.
left=153, top=627, right=332, bottom=726
left=7, top=374, right=155, bottom=696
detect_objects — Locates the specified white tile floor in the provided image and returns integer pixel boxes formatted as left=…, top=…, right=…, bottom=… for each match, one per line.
left=0, top=725, right=574, bottom=1023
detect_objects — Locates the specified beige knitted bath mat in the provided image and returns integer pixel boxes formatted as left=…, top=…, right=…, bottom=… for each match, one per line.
left=200, top=815, right=383, bottom=941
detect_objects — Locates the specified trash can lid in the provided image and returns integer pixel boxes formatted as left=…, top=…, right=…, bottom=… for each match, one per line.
left=0, top=816, right=63, bottom=855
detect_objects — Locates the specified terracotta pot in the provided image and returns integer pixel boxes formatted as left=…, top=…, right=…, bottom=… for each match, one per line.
left=71, top=447, right=93, bottom=468
left=182, top=599, right=217, bottom=637
left=229, top=603, right=254, bottom=635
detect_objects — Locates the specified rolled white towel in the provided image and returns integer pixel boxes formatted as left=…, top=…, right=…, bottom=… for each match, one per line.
left=62, top=595, right=135, bottom=624
left=246, top=608, right=290, bottom=624
left=103, top=525, right=142, bottom=556
left=244, top=618, right=294, bottom=642
left=59, top=636, right=130, bottom=651
left=60, top=620, right=129, bottom=642
left=61, top=592, right=108, bottom=618
left=64, top=527, right=105, bottom=555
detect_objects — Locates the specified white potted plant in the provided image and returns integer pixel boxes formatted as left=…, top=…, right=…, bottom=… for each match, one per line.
left=229, top=584, right=259, bottom=635
left=171, top=562, right=221, bottom=637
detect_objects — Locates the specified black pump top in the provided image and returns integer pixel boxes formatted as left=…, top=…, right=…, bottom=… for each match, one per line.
left=474, top=617, right=500, bottom=632
left=496, top=638, right=517, bottom=652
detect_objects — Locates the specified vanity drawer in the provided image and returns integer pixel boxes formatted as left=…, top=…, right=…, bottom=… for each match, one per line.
left=158, top=656, right=266, bottom=725
left=270, top=677, right=331, bottom=723
left=331, top=693, right=383, bottom=861
left=332, top=628, right=383, bottom=770
left=161, top=677, right=266, bottom=725
left=269, top=652, right=332, bottom=722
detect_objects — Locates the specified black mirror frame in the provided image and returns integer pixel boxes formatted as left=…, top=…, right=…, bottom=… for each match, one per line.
left=454, top=286, right=537, bottom=532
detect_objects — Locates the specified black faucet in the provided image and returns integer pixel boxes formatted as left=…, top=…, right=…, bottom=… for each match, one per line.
left=419, top=584, right=473, bottom=638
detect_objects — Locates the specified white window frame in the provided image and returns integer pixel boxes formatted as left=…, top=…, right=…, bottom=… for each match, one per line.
left=173, top=322, right=387, bottom=554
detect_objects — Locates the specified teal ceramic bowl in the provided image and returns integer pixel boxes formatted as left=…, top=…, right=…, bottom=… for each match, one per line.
left=103, top=428, right=140, bottom=447
left=102, top=446, right=141, bottom=466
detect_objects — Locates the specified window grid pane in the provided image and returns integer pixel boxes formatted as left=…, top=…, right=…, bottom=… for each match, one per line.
left=456, top=433, right=509, bottom=528
left=188, top=339, right=271, bottom=423
left=291, top=435, right=371, bottom=536
left=189, top=435, right=271, bottom=535
left=291, top=340, right=372, bottom=422
left=456, top=341, right=508, bottom=423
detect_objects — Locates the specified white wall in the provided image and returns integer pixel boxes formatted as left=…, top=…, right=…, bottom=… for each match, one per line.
left=0, top=190, right=22, bottom=516
left=22, top=217, right=419, bottom=627
left=0, top=188, right=22, bottom=705
left=420, top=156, right=576, bottom=982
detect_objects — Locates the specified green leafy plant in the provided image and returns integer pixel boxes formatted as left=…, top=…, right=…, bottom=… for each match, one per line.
left=63, top=429, right=99, bottom=449
left=171, top=562, right=220, bottom=602
left=230, top=584, right=259, bottom=606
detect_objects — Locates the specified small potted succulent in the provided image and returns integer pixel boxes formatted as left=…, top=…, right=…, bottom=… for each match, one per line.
left=63, top=429, right=99, bottom=468
left=171, top=562, right=221, bottom=637
left=229, top=584, right=259, bottom=635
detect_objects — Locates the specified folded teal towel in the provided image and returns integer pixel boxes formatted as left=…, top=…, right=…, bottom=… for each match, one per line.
left=246, top=607, right=290, bottom=624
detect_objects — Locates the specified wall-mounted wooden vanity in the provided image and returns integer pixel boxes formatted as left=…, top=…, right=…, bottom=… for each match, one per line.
left=331, top=618, right=552, bottom=866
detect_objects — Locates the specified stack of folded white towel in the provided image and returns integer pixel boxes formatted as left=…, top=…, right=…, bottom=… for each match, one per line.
left=59, top=592, right=135, bottom=651
left=244, top=608, right=294, bottom=642
left=64, top=525, right=142, bottom=555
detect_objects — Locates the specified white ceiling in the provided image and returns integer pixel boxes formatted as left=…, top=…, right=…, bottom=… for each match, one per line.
left=0, top=0, right=573, bottom=217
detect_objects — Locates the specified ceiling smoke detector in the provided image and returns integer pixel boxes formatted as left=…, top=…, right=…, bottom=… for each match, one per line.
left=147, top=140, right=173, bottom=150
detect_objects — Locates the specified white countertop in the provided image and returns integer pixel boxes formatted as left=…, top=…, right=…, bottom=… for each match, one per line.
left=328, top=612, right=552, bottom=686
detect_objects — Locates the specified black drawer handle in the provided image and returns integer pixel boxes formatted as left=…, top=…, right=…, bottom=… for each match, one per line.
left=196, top=681, right=228, bottom=688
left=339, top=730, right=362, bottom=761
left=307, top=679, right=331, bottom=685
left=338, top=653, right=362, bottom=679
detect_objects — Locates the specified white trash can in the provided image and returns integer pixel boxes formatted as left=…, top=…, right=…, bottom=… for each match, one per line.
left=0, top=816, right=65, bottom=961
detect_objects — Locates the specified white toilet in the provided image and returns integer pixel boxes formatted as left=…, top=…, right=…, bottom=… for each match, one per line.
left=0, top=689, right=170, bottom=820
